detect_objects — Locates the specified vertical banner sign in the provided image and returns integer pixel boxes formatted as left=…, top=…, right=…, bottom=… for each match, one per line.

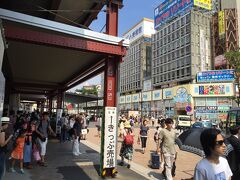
left=0, top=26, right=5, bottom=118
left=200, top=29, right=206, bottom=71
left=56, top=109, right=63, bottom=134
left=0, top=73, right=5, bottom=118
left=103, top=107, right=117, bottom=168
left=0, top=27, right=4, bottom=70
left=218, top=11, right=225, bottom=38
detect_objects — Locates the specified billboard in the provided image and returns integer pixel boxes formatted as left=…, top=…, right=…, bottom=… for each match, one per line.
left=218, top=11, right=225, bottom=37
left=192, top=83, right=234, bottom=97
left=194, top=0, right=212, bottom=10
left=154, top=0, right=194, bottom=29
left=197, top=70, right=235, bottom=83
left=123, top=18, right=155, bottom=42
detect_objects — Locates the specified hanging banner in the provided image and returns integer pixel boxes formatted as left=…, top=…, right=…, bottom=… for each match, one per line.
left=200, top=29, right=206, bottom=71
left=0, top=25, right=4, bottom=70
left=103, top=107, right=117, bottom=168
left=0, top=73, right=5, bottom=118
left=218, top=11, right=225, bottom=38
left=56, top=109, right=63, bottom=134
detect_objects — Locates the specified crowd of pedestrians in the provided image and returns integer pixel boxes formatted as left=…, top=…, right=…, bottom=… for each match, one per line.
left=0, top=110, right=92, bottom=180
left=117, top=114, right=240, bottom=180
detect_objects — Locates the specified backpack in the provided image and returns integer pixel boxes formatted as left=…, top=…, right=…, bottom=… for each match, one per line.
left=124, top=134, right=134, bottom=145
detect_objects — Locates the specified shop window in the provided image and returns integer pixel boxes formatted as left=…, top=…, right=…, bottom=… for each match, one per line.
left=206, top=98, right=217, bottom=106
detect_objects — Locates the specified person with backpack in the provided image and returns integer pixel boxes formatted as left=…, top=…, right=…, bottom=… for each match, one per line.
left=36, top=112, right=56, bottom=166
left=119, top=127, right=134, bottom=168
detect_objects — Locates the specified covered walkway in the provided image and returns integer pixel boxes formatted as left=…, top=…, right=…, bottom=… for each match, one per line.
left=3, top=140, right=148, bottom=180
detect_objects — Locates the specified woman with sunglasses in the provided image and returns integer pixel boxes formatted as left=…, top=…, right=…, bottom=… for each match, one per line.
left=194, top=128, right=232, bottom=180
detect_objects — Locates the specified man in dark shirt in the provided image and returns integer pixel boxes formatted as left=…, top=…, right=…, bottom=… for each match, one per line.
left=227, top=126, right=240, bottom=180
left=72, top=116, right=82, bottom=156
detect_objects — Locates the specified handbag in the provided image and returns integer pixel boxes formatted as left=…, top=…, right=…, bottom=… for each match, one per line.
left=33, top=145, right=41, bottom=161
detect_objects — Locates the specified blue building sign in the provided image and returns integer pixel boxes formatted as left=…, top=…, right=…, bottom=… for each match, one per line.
left=154, top=0, right=194, bottom=29
left=197, top=70, right=235, bottom=83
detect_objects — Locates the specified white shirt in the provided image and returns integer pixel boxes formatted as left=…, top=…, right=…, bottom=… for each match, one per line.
left=194, top=157, right=232, bottom=180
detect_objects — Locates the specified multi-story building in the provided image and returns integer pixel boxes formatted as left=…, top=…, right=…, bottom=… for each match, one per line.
left=119, top=18, right=155, bottom=115
left=152, top=10, right=212, bottom=88
left=120, top=18, right=155, bottom=93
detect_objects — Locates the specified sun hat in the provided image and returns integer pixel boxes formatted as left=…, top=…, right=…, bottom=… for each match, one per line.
left=1, top=117, right=10, bottom=124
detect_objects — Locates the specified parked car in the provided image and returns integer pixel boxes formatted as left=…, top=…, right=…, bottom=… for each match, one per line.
left=191, top=121, right=213, bottom=128
left=176, top=115, right=192, bottom=131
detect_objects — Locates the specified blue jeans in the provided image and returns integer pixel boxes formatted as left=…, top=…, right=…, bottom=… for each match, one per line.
left=60, top=128, right=67, bottom=142
left=0, top=153, right=5, bottom=180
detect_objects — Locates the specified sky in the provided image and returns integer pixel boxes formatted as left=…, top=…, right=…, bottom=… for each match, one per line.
left=69, top=0, right=163, bottom=92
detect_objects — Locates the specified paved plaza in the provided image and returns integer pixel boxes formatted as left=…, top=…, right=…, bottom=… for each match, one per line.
left=3, top=122, right=201, bottom=180
left=85, top=123, right=201, bottom=180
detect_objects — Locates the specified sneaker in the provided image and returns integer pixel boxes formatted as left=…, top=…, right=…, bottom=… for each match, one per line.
left=10, top=168, right=16, bottom=173
left=20, top=169, right=25, bottom=174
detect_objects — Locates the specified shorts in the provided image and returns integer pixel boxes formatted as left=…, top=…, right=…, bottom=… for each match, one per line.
left=38, top=138, right=48, bottom=156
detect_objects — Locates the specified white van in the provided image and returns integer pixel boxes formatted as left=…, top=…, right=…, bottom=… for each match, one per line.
left=176, top=115, right=192, bottom=130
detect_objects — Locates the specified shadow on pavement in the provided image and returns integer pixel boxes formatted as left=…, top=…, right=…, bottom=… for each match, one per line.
left=134, top=148, right=143, bottom=153
left=57, top=166, right=92, bottom=180
left=147, top=171, right=165, bottom=180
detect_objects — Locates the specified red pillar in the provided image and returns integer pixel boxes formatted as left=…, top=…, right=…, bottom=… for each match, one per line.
left=101, top=2, right=119, bottom=178
left=104, top=2, right=119, bottom=107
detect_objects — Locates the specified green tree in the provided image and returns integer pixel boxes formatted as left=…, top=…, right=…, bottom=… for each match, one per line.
left=225, top=50, right=240, bottom=106
left=75, top=86, right=98, bottom=96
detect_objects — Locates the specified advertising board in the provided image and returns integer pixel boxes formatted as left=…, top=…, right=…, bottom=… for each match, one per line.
left=123, top=18, right=155, bottom=42
left=154, top=0, right=194, bottom=29
left=194, top=0, right=212, bottom=10
left=197, top=70, right=235, bottom=83
left=193, top=83, right=234, bottom=97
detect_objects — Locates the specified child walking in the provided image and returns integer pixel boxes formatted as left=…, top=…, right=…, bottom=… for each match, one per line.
left=10, top=129, right=27, bottom=174
left=119, top=128, right=134, bottom=168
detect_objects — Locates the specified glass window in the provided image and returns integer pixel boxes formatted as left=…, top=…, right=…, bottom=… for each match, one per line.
left=206, top=98, right=217, bottom=106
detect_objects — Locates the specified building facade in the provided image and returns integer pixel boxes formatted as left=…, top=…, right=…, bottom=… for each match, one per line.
left=120, top=18, right=155, bottom=93
left=119, top=18, right=155, bottom=115
left=152, top=10, right=212, bottom=88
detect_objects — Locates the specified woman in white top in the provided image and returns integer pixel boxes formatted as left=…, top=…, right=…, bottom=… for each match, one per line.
left=194, top=128, right=232, bottom=180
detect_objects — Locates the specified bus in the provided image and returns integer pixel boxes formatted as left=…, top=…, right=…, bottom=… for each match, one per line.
left=226, top=108, right=240, bottom=128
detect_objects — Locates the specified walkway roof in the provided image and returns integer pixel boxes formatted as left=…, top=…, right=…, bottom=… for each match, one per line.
left=0, top=2, right=128, bottom=98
